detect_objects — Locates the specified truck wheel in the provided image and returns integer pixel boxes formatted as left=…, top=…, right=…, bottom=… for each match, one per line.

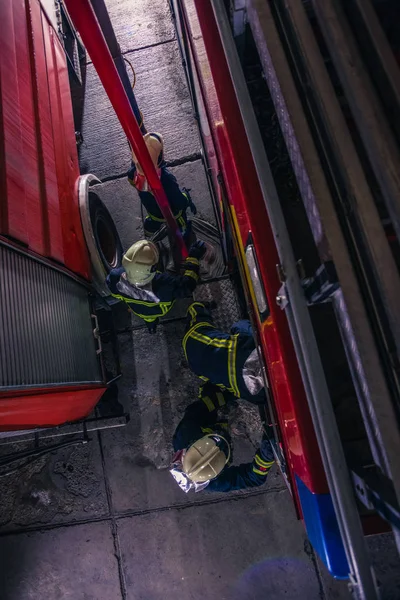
left=79, top=174, right=123, bottom=297
left=89, top=191, right=123, bottom=272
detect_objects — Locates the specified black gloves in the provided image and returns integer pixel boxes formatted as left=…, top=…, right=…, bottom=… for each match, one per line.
left=146, top=318, right=159, bottom=334
left=189, top=240, right=207, bottom=261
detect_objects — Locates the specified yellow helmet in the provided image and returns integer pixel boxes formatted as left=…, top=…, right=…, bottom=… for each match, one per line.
left=131, top=132, right=164, bottom=175
left=122, top=240, right=159, bottom=286
left=183, top=435, right=230, bottom=483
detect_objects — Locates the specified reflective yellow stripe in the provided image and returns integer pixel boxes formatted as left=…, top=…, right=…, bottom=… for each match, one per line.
left=201, top=395, right=215, bottom=412
left=184, top=270, right=198, bottom=281
left=183, top=307, right=238, bottom=395
left=185, top=257, right=199, bottom=266
left=187, top=302, right=206, bottom=326
left=228, top=334, right=240, bottom=397
left=182, top=321, right=238, bottom=395
left=214, top=382, right=232, bottom=393
left=161, top=304, right=171, bottom=315
left=216, top=392, right=225, bottom=407
left=190, top=330, right=231, bottom=348
left=201, top=427, right=214, bottom=434
left=111, top=294, right=174, bottom=319
left=147, top=209, right=183, bottom=223
left=216, top=421, right=229, bottom=430
left=146, top=211, right=165, bottom=222
left=253, top=467, right=269, bottom=476
left=255, top=455, right=274, bottom=469
left=188, top=304, right=197, bottom=327
left=182, top=322, right=214, bottom=359
left=188, top=302, right=204, bottom=327
left=111, top=293, right=162, bottom=308
left=190, top=302, right=205, bottom=308
left=142, top=316, right=159, bottom=323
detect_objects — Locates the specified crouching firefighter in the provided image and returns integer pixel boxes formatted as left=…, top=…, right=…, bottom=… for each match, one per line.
left=128, top=132, right=197, bottom=241
left=182, top=302, right=266, bottom=403
left=107, top=240, right=206, bottom=333
left=170, top=382, right=275, bottom=492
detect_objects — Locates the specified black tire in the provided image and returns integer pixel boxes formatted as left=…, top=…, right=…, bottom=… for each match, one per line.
left=88, top=191, right=123, bottom=273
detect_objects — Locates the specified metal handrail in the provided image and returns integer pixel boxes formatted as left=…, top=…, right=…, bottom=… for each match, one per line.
left=207, top=0, right=377, bottom=596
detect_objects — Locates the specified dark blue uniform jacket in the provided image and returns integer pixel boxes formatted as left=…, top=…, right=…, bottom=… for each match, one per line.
left=128, top=164, right=190, bottom=232
left=107, top=257, right=199, bottom=323
left=183, top=303, right=265, bottom=403
left=173, top=384, right=274, bottom=493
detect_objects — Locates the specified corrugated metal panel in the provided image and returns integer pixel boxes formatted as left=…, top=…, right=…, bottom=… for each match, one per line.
left=0, top=245, right=102, bottom=389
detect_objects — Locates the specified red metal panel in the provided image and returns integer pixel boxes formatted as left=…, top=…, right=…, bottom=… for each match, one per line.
left=27, top=0, right=64, bottom=260
left=14, top=0, right=47, bottom=254
left=41, top=16, right=91, bottom=277
left=0, top=387, right=106, bottom=430
left=0, top=0, right=91, bottom=277
left=49, top=26, right=91, bottom=276
left=0, top=0, right=29, bottom=245
left=186, top=0, right=328, bottom=497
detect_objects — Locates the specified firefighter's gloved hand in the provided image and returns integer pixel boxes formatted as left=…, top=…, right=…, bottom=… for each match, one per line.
left=189, top=240, right=207, bottom=261
left=146, top=318, right=159, bottom=334
left=260, top=437, right=275, bottom=464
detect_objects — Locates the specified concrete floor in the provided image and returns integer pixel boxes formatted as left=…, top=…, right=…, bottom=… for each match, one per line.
left=0, top=1, right=397, bottom=599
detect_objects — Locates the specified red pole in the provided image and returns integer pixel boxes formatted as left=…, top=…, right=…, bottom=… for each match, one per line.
left=64, top=0, right=188, bottom=259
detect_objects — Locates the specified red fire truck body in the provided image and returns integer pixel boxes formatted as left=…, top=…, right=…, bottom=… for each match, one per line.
left=0, top=0, right=110, bottom=429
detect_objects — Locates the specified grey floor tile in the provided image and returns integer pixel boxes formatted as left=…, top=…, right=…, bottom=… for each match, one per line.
left=315, top=557, right=351, bottom=600
left=0, top=436, right=108, bottom=532
left=0, top=522, right=121, bottom=600
left=79, top=41, right=200, bottom=180
left=104, top=0, right=175, bottom=53
left=367, top=533, right=400, bottom=599
left=117, top=490, right=322, bottom=600
left=170, top=159, right=216, bottom=224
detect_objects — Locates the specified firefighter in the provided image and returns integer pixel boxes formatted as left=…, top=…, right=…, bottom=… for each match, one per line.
left=182, top=302, right=266, bottom=402
left=170, top=382, right=275, bottom=493
left=128, top=132, right=197, bottom=240
left=106, top=239, right=206, bottom=333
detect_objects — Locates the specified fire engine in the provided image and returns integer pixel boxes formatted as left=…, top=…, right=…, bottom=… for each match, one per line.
left=1, top=0, right=399, bottom=595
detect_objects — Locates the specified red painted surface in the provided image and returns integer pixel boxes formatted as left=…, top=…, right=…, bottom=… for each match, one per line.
left=0, top=0, right=105, bottom=431
left=0, top=0, right=90, bottom=278
left=0, top=388, right=106, bottom=430
left=63, top=0, right=188, bottom=260
left=0, top=382, right=105, bottom=400
left=186, top=0, right=328, bottom=501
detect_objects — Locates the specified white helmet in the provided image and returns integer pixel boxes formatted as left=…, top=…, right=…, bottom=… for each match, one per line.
left=182, top=434, right=230, bottom=483
left=122, top=240, right=159, bottom=286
